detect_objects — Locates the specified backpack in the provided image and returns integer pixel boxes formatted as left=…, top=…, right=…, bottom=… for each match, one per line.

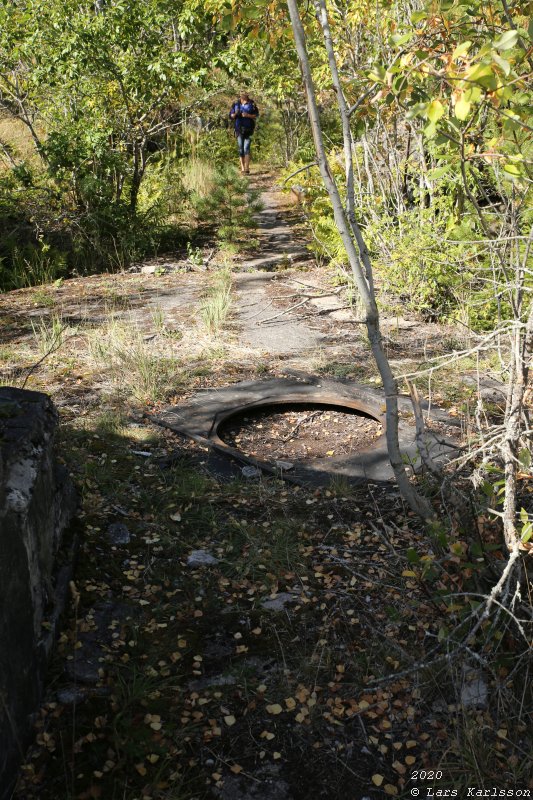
left=234, top=100, right=258, bottom=135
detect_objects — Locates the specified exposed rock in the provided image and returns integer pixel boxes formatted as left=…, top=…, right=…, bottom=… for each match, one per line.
left=188, top=674, right=237, bottom=691
left=0, top=387, right=77, bottom=799
left=107, top=522, right=131, bottom=546
left=65, top=601, right=131, bottom=685
left=261, top=592, right=298, bottom=612
left=187, top=549, right=219, bottom=567
left=275, top=460, right=294, bottom=471
left=212, top=763, right=292, bottom=800
left=460, top=667, right=488, bottom=709
left=57, top=686, right=88, bottom=705
left=461, top=375, right=506, bottom=403
left=56, top=685, right=111, bottom=705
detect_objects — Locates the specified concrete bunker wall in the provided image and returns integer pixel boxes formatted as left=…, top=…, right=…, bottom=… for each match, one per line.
left=0, top=387, right=77, bottom=799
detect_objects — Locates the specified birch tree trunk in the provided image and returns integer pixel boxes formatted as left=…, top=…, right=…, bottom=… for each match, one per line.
left=286, top=0, right=433, bottom=519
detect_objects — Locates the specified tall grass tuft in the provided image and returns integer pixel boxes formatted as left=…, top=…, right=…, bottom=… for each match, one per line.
left=87, top=320, right=179, bottom=403
left=200, top=269, right=232, bottom=335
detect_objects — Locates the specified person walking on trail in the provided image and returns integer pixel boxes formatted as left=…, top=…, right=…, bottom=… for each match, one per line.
left=229, top=93, right=259, bottom=174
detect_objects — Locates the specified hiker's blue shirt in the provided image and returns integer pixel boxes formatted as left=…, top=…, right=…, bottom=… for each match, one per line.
left=230, top=100, right=259, bottom=135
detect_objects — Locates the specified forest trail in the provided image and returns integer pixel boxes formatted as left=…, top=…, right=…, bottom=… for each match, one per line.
left=232, top=173, right=366, bottom=371
left=234, top=177, right=325, bottom=359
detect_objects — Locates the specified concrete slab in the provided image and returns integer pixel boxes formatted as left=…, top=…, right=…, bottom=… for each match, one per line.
left=151, top=376, right=459, bottom=488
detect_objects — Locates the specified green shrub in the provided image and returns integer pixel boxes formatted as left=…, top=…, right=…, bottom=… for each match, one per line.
left=0, top=242, right=67, bottom=291
left=192, top=166, right=262, bottom=243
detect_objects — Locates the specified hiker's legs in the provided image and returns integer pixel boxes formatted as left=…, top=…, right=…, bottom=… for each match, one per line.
left=237, top=134, right=246, bottom=171
left=242, top=136, right=252, bottom=173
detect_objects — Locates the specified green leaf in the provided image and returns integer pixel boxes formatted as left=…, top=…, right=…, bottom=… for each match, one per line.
left=503, top=163, right=522, bottom=177
left=411, top=10, right=426, bottom=23
left=391, top=32, right=412, bottom=46
left=519, top=448, right=531, bottom=469
left=405, top=101, right=428, bottom=120
left=492, top=53, right=511, bottom=76
left=368, top=65, right=386, bottom=83
left=521, top=523, right=533, bottom=544
left=427, top=99, right=445, bottom=123
left=423, top=121, right=437, bottom=139
left=493, top=29, right=519, bottom=51
left=452, top=41, right=472, bottom=59
left=407, top=547, right=420, bottom=564
left=466, top=62, right=496, bottom=85
left=426, top=164, right=452, bottom=180
left=455, top=94, right=471, bottom=120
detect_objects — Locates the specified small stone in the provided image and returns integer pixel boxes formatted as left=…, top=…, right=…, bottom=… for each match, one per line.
left=275, top=460, right=294, bottom=471
left=107, top=523, right=131, bottom=546
left=242, top=465, right=262, bottom=479
left=187, top=550, right=219, bottom=568
left=140, top=264, right=161, bottom=275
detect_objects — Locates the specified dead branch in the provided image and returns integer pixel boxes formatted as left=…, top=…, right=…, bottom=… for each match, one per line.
left=257, top=298, right=308, bottom=324
left=281, top=161, right=318, bottom=186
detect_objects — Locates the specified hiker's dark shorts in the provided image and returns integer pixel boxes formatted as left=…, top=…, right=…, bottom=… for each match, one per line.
left=237, top=133, right=252, bottom=156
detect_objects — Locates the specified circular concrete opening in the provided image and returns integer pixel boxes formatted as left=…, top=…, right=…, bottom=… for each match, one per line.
left=217, top=402, right=383, bottom=463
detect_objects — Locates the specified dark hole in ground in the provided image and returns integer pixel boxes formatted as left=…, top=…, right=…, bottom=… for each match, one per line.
left=218, top=402, right=383, bottom=462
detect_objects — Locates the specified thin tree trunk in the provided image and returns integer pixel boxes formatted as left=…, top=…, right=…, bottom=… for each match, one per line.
left=287, top=0, right=433, bottom=519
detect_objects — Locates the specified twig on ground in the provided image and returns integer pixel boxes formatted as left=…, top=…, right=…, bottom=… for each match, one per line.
left=282, top=410, right=321, bottom=442
left=21, top=327, right=71, bottom=389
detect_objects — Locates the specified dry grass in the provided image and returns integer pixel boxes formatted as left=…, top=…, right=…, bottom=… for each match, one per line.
left=0, top=114, right=43, bottom=168
left=180, top=158, right=216, bottom=199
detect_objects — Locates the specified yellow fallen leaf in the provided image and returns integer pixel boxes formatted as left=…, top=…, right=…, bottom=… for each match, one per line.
left=230, top=764, right=243, bottom=774
left=405, top=755, right=416, bottom=765
left=260, top=731, right=275, bottom=740
left=402, top=570, right=417, bottom=578
left=224, top=715, right=236, bottom=727
left=266, top=704, right=283, bottom=715
left=326, top=450, right=334, bottom=456
left=273, top=752, right=282, bottom=759
left=384, top=785, right=398, bottom=796
left=135, top=763, right=147, bottom=776
left=285, top=697, right=296, bottom=710
left=147, top=754, right=160, bottom=764
left=372, top=774, right=384, bottom=787
left=150, top=722, right=162, bottom=731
